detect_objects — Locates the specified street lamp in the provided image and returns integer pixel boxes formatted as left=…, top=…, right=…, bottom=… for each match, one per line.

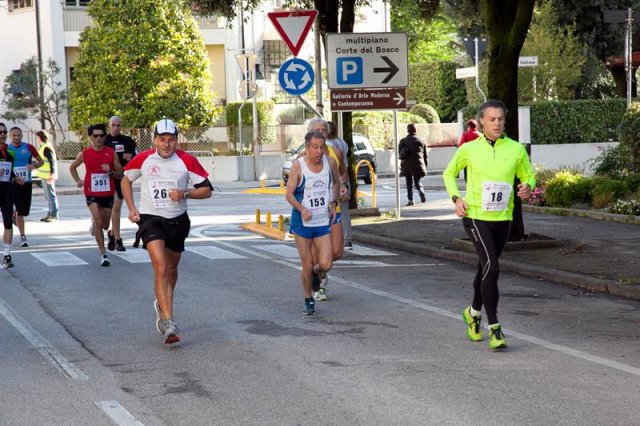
left=604, top=8, right=640, bottom=107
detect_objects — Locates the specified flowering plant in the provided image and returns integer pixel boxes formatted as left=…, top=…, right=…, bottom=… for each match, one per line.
left=528, top=186, right=545, bottom=206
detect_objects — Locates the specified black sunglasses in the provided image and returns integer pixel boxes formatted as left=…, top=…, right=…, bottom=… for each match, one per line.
left=0, top=131, right=7, bottom=134
left=92, top=133, right=106, bottom=138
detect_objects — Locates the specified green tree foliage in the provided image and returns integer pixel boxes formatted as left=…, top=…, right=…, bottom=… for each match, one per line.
left=391, top=0, right=458, bottom=62
left=69, top=0, right=219, bottom=131
left=1, top=57, right=67, bottom=141
left=407, top=62, right=466, bottom=121
left=518, top=1, right=586, bottom=102
left=551, top=0, right=640, bottom=98
left=225, top=100, right=276, bottom=148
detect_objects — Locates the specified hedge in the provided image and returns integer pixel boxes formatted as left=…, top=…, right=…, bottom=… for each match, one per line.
left=407, top=62, right=466, bottom=122
left=352, top=111, right=426, bottom=149
left=225, top=100, right=275, bottom=147
left=462, top=98, right=627, bottom=144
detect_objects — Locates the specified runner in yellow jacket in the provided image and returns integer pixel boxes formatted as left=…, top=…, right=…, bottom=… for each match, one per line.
left=443, top=99, right=536, bottom=350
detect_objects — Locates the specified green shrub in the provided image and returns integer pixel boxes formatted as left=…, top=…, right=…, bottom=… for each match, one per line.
left=623, top=174, right=640, bottom=193
left=544, top=171, right=592, bottom=207
left=352, top=111, right=426, bottom=149
left=225, top=100, right=275, bottom=148
left=407, top=62, right=466, bottom=122
left=608, top=198, right=640, bottom=215
left=593, top=145, right=627, bottom=178
left=409, top=103, right=440, bottom=123
left=614, top=101, right=640, bottom=174
left=590, top=177, right=626, bottom=208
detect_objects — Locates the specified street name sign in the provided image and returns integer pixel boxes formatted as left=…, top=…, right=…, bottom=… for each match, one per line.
left=330, top=88, right=406, bottom=111
left=267, top=10, right=317, bottom=57
left=455, top=66, right=477, bottom=79
left=326, top=32, right=408, bottom=89
left=518, top=56, right=538, bottom=67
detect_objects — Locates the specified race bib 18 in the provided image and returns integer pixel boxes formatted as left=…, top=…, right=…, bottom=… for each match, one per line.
left=482, top=181, right=512, bottom=211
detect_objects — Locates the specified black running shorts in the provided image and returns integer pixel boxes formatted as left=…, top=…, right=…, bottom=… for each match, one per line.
left=12, top=182, right=32, bottom=216
left=137, top=213, right=190, bottom=253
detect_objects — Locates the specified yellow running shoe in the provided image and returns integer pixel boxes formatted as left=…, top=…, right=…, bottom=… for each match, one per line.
left=488, top=324, right=507, bottom=350
left=462, top=306, right=483, bottom=341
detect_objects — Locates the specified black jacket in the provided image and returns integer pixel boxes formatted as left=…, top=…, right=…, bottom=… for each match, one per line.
left=399, top=133, right=428, bottom=177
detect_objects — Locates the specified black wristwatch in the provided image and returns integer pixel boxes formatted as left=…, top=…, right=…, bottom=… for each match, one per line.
left=452, top=195, right=459, bottom=203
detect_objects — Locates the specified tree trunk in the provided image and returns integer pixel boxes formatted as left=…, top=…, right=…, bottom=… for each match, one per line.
left=482, top=0, right=534, bottom=241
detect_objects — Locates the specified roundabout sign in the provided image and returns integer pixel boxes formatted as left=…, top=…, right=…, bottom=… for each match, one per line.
left=278, top=57, right=315, bottom=96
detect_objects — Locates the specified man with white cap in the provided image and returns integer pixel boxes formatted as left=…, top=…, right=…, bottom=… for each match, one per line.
left=122, top=118, right=213, bottom=345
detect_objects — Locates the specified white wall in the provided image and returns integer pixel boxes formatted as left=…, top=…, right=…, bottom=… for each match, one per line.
left=530, top=142, right=616, bottom=175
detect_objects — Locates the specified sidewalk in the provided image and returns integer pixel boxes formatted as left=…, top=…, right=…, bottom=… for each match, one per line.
left=352, top=196, right=640, bottom=301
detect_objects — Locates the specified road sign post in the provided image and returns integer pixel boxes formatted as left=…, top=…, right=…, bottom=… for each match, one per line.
left=463, top=37, right=487, bottom=101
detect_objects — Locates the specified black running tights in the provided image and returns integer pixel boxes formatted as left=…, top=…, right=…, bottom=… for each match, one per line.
left=462, top=218, right=511, bottom=325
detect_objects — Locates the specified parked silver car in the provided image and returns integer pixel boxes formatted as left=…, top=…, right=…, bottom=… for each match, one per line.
left=282, top=133, right=377, bottom=184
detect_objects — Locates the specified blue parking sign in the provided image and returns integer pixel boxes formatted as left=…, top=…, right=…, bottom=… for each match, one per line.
left=336, top=57, right=363, bottom=85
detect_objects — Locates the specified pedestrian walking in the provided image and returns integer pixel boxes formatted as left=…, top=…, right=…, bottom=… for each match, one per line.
left=121, top=118, right=213, bottom=345
left=69, top=124, right=123, bottom=267
left=34, top=130, right=59, bottom=222
left=286, top=130, right=339, bottom=315
left=8, top=127, right=44, bottom=247
left=104, top=115, right=137, bottom=251
left=398, top=123, right=428, bottom=206
left=443, top=99, right=536, bottom=350
left=458, top=119, right=481, bottom=147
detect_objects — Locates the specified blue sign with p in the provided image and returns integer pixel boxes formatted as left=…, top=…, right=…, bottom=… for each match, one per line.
left=336, top=57, right=363, bottom=85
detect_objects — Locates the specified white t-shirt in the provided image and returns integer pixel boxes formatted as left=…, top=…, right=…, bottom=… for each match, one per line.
left=124, top=149, right=209, bottom=219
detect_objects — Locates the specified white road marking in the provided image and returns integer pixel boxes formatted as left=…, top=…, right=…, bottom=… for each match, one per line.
left=0, top=296, right=88, bottom=380
left=191, top=231, right=640, bottom=378
left=349, top=244, right=397, bottom=256
left=250, top=243, right=299, bottom=258
left=186, top=245, right=246, bottom=260
left=95, top=400, right=144, bottom=426
left=31, top=251, right=88, bottom=266
left=111, top=249, right=151, bottom=263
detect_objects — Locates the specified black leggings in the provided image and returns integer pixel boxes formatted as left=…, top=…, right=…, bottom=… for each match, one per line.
left=1, top=187, right=13, bottom=230
left=462, top=218, right=511, bottom=325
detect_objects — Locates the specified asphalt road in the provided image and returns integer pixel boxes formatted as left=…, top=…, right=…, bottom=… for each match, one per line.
left=2, top=185, right=640, bottom=425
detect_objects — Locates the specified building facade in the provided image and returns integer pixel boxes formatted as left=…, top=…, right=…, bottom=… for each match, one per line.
left=0, top=0, right=388, bottom=133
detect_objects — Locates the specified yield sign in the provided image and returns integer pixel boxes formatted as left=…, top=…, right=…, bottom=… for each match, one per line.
left=267, top=9, right=317, bottom=57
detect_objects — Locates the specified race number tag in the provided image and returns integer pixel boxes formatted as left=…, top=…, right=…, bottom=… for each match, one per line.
left=13, top=166, right=29, bottom=181
left=91, top=173, right=111, bottom=193
left=114, top=144, right=124, bottom=153
left=482, top=181, right=512, bottom=211
left=302, top=190, right=327, bottom=226
left=149, top=179, right=177, bottom=209
left=0, top=161, right=11, bottom=182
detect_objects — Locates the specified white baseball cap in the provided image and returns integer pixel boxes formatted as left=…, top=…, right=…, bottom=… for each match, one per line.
left=154, top=118, right=178, bottom=135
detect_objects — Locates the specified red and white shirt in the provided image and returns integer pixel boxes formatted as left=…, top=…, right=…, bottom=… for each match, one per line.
left=124, top=149, right=209, bottom=219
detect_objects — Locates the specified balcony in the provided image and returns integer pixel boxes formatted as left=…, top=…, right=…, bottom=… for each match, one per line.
left=62, top=9, right=224, bottom=32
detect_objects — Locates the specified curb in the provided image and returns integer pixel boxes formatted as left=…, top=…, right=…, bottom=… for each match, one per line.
left=524, top=205, right=640, bottom=225
left=352, top=231, right=640, bottom=302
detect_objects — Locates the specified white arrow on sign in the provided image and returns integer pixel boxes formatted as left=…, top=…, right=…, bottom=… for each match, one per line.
left=283, top=61, right=312, bottom=90
left=455, top=66, right=477, bottom=79
left=393, top=91, right=404, bottom=106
